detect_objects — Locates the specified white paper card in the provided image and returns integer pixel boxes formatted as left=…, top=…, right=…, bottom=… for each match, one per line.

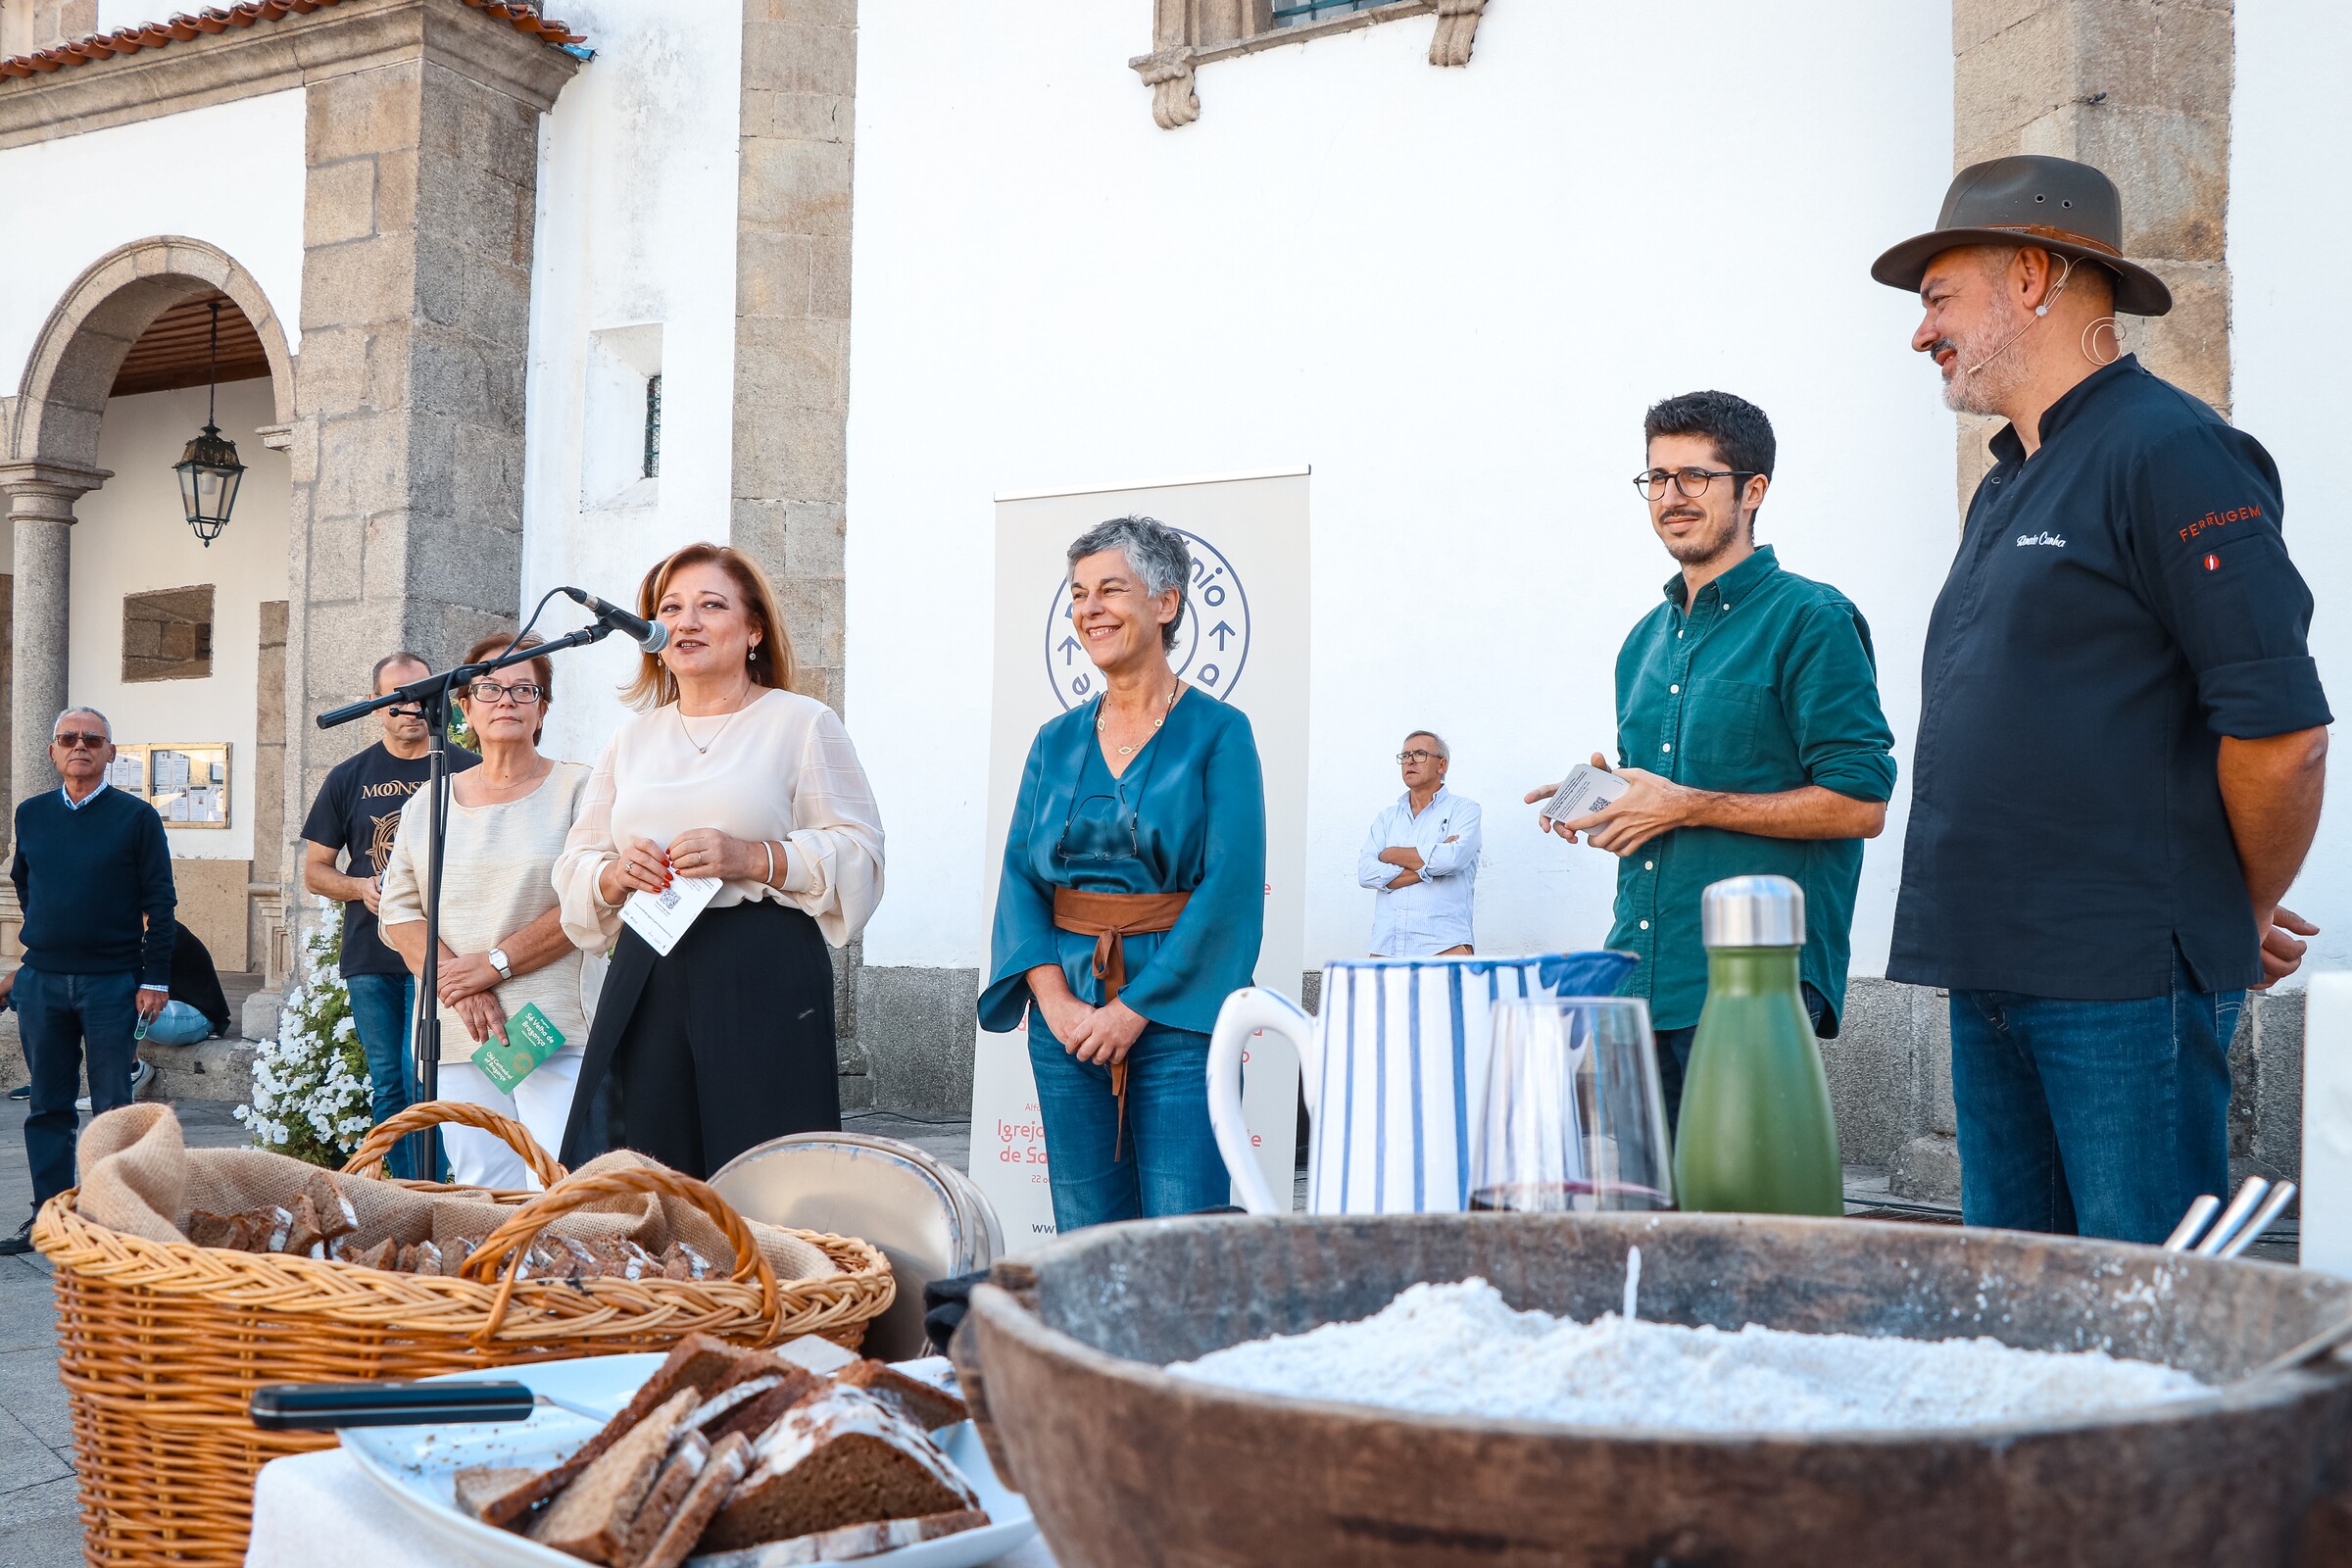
left=619, top=875, right=721, bottom=956
left=1541, top=761, right=1630, bottom=823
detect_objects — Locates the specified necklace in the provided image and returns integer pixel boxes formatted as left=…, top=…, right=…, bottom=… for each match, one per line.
left=1097, top=684, right=1178, bottom=758
left=677, top=686, right=755, bottom=756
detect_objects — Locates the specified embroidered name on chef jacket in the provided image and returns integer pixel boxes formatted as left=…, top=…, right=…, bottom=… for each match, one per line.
left=2180, top=503, right=2261, bottom=543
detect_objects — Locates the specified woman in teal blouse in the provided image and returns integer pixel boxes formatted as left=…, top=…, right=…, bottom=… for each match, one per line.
left=981, top=515, right=1266, bottom=1230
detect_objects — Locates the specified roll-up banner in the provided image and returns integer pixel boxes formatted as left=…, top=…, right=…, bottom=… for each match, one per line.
left=970, top=468, right=1311, bottom=1242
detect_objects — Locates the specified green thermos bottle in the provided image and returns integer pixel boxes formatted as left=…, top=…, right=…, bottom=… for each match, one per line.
left=1672, top=874, right=1843, bottom=1215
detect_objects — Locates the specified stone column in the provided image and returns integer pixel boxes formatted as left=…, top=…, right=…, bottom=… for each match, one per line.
left=0, top=464, right=105, bottom=845
left=1949, top=0, right=2233, bottom=503
left=732, top=0, right=858, bottom=717
left=733, top=0, right=867, bottom=1102
left=0, top=0, right=95, bottom=60
left=282, top=7, right=578, bottom=851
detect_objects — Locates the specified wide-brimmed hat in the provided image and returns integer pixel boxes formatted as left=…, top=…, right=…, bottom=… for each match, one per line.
left=1872, top=155, right=2172, bottom=318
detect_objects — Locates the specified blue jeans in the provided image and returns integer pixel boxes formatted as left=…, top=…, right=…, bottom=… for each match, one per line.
left=1027, top=1015, right=1228, bottom=1231
left=1951, top=955, right=2239, bottom=1245
left=344, top=971, right=417, bottom=1181
left=143, top=1001, right=214, bottom=1047
left=19, top=966, right=139, bottom=1213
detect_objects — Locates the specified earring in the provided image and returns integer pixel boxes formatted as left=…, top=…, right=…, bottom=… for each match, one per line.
left=2081, top=316, right=2119, bottom=367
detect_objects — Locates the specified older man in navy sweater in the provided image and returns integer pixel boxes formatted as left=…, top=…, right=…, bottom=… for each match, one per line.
left=0, top=708, right=174, bottom=1254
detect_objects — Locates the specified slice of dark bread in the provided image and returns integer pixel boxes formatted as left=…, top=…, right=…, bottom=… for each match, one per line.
left=691, top=1367, right=825, bottom=1447
left=633, top=1431, right=750, bottom=1568
left=478, top=1335, right=751, bottom=1530
left=616, top=1430, right=710, bottom=1567
left=453, top=1466, right=544, bottom=1524
left=527, top=1388, right=698, bottom=1563
left=698, top=1387, right=980, bottom=1552
left=830, top=1360, right=968, bottom=1431
left=685, top=1508, right=991, bottom=1566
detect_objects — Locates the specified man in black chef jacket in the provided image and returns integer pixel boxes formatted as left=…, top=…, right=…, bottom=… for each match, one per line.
left=1872, top=156, right=2329, bottom=1245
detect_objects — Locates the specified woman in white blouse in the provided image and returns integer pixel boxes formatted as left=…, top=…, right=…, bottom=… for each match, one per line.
left=380, top=632, right=595, bottom=1188
left=552, top=542, right=884, bottom=1178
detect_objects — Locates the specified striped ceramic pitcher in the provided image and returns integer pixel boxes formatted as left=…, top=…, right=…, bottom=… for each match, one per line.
left=1207, top=951, right=1637, bottom=1216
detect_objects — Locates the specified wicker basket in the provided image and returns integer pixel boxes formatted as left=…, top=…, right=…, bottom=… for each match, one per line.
left=34, top=1102, right=895, bottom=1568
left=339, top=1098, right=569, bottom=1195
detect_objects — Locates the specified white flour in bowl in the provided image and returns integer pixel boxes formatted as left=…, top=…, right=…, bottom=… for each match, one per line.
left=1167, top=1278, right=2208, bottom=1433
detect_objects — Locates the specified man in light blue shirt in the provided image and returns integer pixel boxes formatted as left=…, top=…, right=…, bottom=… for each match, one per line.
left=1358, top=731, right=1483, bottom=956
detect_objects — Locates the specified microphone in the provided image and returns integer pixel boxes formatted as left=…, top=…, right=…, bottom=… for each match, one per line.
left=1966, top=255, right=2078, bottom=375
left=561, top=586, right=668, bottom=652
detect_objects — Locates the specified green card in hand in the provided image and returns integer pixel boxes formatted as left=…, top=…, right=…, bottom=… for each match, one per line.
left=472, top=1002, right=564, bottom=1093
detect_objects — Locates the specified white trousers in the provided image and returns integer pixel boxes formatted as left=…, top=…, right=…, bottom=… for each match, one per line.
left=436, top=1051, right=584, bottom=1191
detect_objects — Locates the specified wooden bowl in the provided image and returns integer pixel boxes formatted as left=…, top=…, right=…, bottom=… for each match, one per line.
left=956, top=1213, right=2352, bottom=1567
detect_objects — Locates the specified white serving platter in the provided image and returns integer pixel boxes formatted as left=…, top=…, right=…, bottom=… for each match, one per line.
left=340, top=1351, right=1038, bottom=1568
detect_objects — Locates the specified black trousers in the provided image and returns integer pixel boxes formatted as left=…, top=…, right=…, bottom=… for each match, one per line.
left=560, top=900, right=840, bottom=1178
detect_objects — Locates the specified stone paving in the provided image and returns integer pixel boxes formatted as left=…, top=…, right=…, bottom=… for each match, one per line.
left=0, top=1099, right=257, bottom=1568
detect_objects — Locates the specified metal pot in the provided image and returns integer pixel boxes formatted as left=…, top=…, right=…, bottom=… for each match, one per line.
left=956, top=1212, right=2352, bottom=1566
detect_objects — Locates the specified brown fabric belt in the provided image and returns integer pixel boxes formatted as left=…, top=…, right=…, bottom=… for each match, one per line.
left=1052, top=887, right=1190, bottom=1157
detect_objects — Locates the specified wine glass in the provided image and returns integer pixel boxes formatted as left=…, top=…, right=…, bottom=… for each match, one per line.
left=1470, top=997, right=1674, bottom=1212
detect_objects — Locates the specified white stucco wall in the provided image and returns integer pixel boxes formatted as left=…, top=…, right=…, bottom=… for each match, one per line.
left=845, top=3, right=1957, bottom=976
left=2233, top=1, right=2352, bottom=984
left=517, top=0, right=742, bottom=767
left=0, top=89, right=304, bottom=396
left=67, top=377, right=290, bottom=860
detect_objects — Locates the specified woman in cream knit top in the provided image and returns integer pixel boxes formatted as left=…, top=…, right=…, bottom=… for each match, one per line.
left=552, top=688, right=882, bottom=953
left=552, top=543, right=886, bottom=1177
left=380, top=633, right=598, bottom=1189
left=383, top=762, right=594, bottom=1054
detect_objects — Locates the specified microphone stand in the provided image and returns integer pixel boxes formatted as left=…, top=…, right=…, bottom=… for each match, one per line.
left=316, top=612, right=635, bottom=1181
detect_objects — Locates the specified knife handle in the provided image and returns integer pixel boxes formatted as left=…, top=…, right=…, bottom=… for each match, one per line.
left=249, top=1380, right=537, bottom=1430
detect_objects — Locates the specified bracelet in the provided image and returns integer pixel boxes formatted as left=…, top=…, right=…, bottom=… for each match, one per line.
left=762, top=840, right=777, bottom=886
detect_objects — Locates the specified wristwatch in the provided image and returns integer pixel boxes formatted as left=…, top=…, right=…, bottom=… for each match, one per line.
left=488, top=947, right=513, bottom=981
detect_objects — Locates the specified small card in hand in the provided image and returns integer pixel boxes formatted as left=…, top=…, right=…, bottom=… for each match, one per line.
left=471, top=1002, right=564, bottom=1092
left=1540, top=762, right=1630, bottom=824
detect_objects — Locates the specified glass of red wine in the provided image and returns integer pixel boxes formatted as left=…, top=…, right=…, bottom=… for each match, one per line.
left=1470, top=997, right=1674, bottom=1212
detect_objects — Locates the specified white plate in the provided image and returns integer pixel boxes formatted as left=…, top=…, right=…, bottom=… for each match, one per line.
left=341, top=1352, right=1038, bottom=1568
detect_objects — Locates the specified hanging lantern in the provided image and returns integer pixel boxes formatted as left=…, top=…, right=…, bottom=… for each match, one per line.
left=172, top=300, right=244, bottom=547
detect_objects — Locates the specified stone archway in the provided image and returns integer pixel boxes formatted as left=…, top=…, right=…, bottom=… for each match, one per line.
left=0, top=237, right=298, bottom=978
left=6, top=234, right=296, bottom=474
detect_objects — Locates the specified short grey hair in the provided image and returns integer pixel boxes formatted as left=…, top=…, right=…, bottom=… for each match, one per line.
left=54, top=707, right=111, bottom=740
left=1404, top=729, right=1448, bottom=760
left=1066, top=514, right=1191, bottom=652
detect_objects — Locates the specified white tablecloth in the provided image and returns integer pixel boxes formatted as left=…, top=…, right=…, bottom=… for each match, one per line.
left=246, top=1448, right=1059, bottom=1568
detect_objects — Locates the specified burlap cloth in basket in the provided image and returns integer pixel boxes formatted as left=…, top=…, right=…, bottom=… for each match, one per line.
left=74, top=1103, right=833, bottom=1281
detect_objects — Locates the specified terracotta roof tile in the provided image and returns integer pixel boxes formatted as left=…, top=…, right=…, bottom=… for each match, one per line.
left=0, top=0, right=584, bottom=80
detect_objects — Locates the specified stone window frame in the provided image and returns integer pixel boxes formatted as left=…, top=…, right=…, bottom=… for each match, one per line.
left=122, top=582, right=216, bottom=683
left=1131, top=0, right=1488, bottom=129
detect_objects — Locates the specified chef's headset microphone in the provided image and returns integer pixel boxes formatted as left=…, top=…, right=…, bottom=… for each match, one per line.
left=1966, top=253, right=2079, bottom=375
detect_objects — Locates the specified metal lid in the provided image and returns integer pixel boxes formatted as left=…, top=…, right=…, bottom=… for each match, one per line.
left=707, top=1132, right=1000, bottom=1361
left=1701, top=874, right=1805, bottom=948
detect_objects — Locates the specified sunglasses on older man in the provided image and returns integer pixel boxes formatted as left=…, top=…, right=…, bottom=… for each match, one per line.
left=51, top=731, right=108, bottom=750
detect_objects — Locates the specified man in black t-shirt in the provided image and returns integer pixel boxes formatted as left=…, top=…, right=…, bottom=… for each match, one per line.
left=300, top=652, right=479, bottom=1179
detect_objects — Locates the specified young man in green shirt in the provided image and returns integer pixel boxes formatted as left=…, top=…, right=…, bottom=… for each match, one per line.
left=1525, top=390, right=1896, bottom=1123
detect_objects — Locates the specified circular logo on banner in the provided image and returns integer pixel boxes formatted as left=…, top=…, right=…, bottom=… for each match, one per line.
left=1044, top=529, right=1251, bottom=710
